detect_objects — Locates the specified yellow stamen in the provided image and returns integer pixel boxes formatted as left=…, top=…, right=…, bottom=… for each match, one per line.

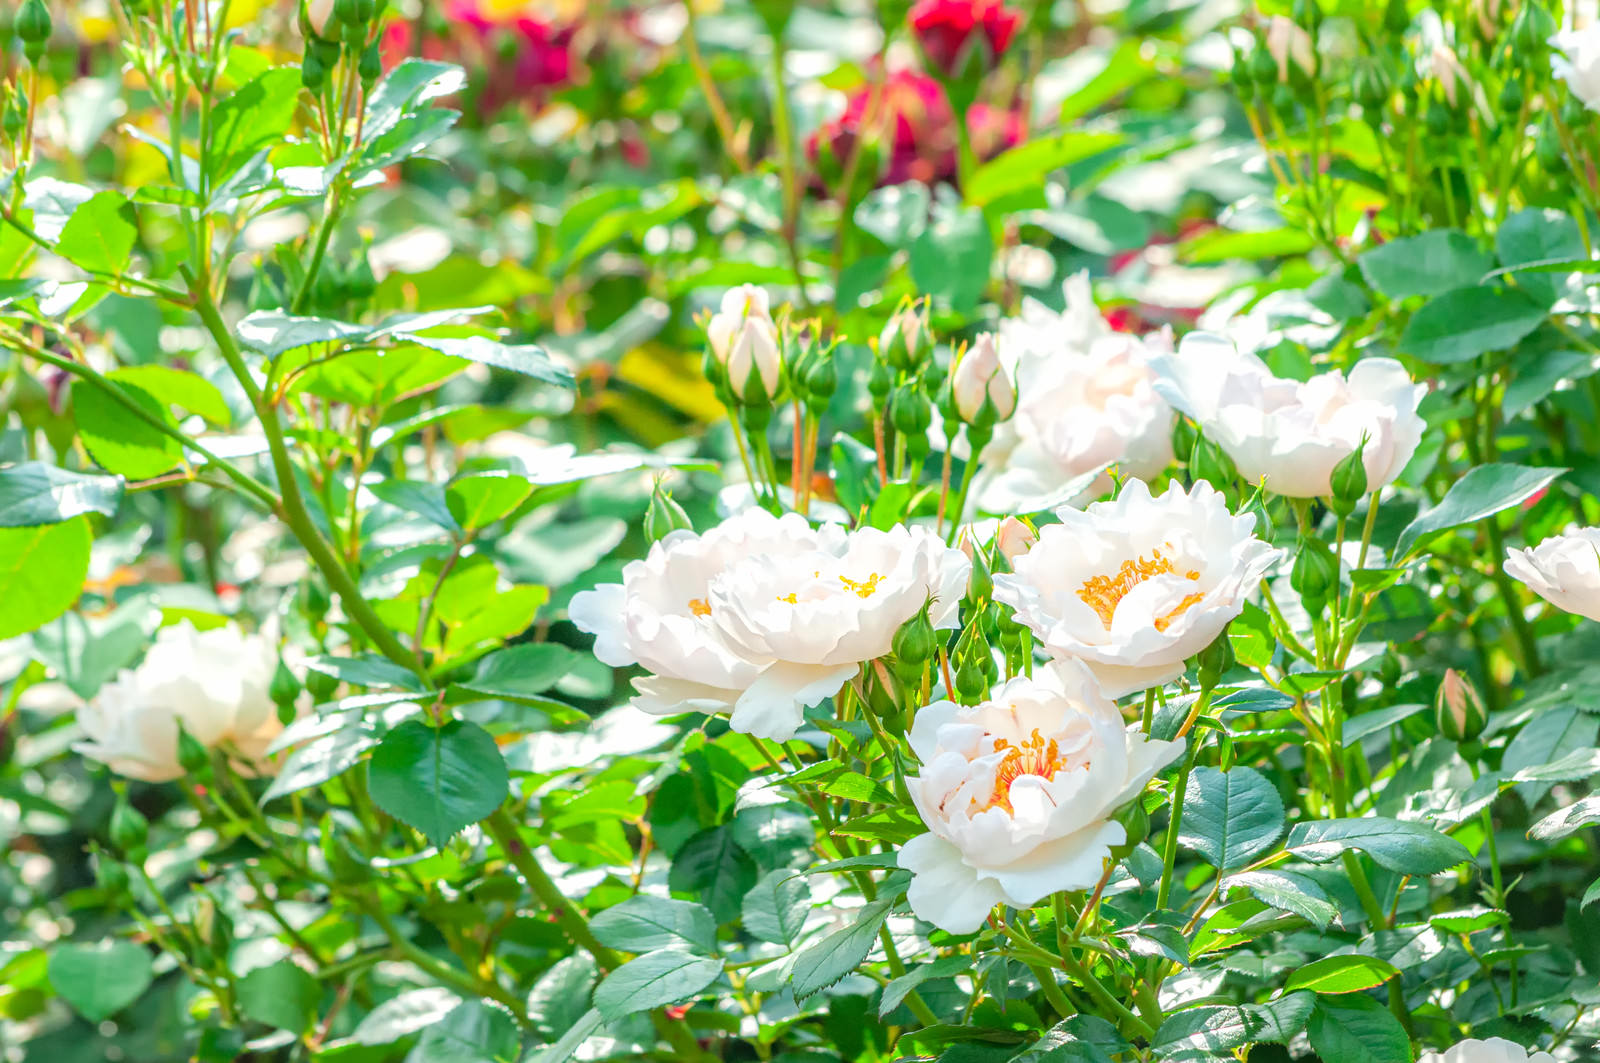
left=839, top=573, right=883, bottom=598
left=688, top=598, right=712, bottom=617
left=776, top=592, right=798, bottom=604
left=978, top=729, right=1067, bottom=814
left=1077, top=548, right=1201, bottom=630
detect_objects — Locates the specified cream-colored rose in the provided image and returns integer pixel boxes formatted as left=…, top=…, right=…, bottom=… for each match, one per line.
left=1418, top=1038, right=1556, bottom=1063
left=1150, top=331, right=1426, bottom=499
left=1504, top=527, right=1600, bottom=622
left=951, top=332, right=1016, bottom=423
left=706, top=284, right=773, bottom=365
left=898, top=661, right=1183, bottom=934
left=1552, top=25, right=1600, bottom=112
left=75, top=621, right=285, bottom=783
left=992, top=479, right=1281, bottom=697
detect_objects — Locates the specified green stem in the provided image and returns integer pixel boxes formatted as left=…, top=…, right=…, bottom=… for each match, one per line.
left=768, top=38, right=809, bottom=311
left=1058, top=951, right=1155, bottom=1040
left=291, top=193, right=344, bottom=314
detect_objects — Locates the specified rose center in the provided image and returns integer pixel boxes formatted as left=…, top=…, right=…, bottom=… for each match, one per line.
left=839, top=573, right=884, bottom=598
left=978, top=728, right=1067, bottom=814
left=688, top=598, right=712, bottom=617
left=1077, top=548, right=1203, bottom=631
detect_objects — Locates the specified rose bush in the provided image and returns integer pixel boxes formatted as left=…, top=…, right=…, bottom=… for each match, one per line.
left=2, top=0, right=1599, bottom=1061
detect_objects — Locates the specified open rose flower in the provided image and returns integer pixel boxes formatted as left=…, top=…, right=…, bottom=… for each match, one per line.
left=706, top=523, right=969, bottom=736
left=978, top=313, right=1176, bottom=512
left=75, top=621, right=285, bottom=783
left=570, top=511, right=969, bottom=741
left=1419, top=1039, right=1556, bottom=1063
left=1149, top=332, right=1426, bottom=499
left=1551, top=24, right=1600, bottom=112
left=1504, top=528, right=1600, bottom=622
left=993, top=479, right=1281, bottom=697
left=898, top=661, right=1183, bottom=934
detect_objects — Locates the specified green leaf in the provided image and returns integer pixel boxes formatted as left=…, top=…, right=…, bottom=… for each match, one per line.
left=0, top=517, right=92, bottom=639
left=351, top=987, right=461, bottom=1045
left=855, top=183, right=930, bottom=248
left=910, top=206, right=992, bottom=313
left=1503, top=350, right=1600, bottom=419
left=1394, top=463, right=1566, bottom=558
left=964, top=132, right=1125, bottom=206
left=1286, top=817, right=1472, bottom=875
left=237, top=960, right=320, bottom=1032
left=1496, top=208, right=1587, bottom=305
left=363, top=59, right=468, bottom=144
left=668, top=826, right=759, bottom=924
left=47, top=942, right=153, bottom=1022
left=236, top=312, right=371, bottom=356
left=1504, top=704, right=1600, bottom=807
left=371, top=479, right=461, bottom=533
left=1529, top=795, right=1600, bottom=841
left=790, top=896, right=894, bottom=999
left=368, top=719, right=509, bottom=848
left=1179, top=227, right=1313, bottom=264
left=591, top=949, right=721, bottom=1022
left=401, top=334, right=574, bottom=388
left=0, top=462, right=122, bottom=526
left=452, top=642, right=579, bottom=703
left=1357, top=229, right=1493, bottom=300
left=1305, top=994, right=1413, bottom=1063
left=742, top=869, right=810, bottom=946
left=1152, top=993, right=1315, bottom=1054
left=72, top=378, right=183, bottom=479
left=1284, top=955, right=1399, bottom=995
left=1343, top=703, right=1429, bottom=747
left=590, top=895, right=718, bottom=954
left=206, top=68, right=300, bottom=180
left=881, top=956, right=972, bottom=1018
left=1178, top=766, right=1285, bottom=870
left=1399, top=287, right=1547, bottom=364
left=446, top=472, right=534, bottom=531
left=33, top=603, right=157, bottom=701
left=56, top=191, right=137, bottom=276
left=109, top=365, right=231, bottom=424
left=527, top=954, right=596, bottom=1040
left=1229, top=870, right=1338, bottom=930
left=406, top=1000, right=519, bottom=1063
left=527, top=1008, right=604, bottom=1063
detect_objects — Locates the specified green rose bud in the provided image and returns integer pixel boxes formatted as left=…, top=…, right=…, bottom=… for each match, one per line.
left=1328, top=438, right=1368, bottom=517
left=1435, top=668, right=1488, bottom=742
left=867, top=359, right=893, bottom=402
left=889, top=383, right=932, bottom=438
left=892, top=601, right=937, bottom=670
left=644, top=480, right=694, bottom=543
left=1290, top=534, right=1340, bottom=612
left=109, top=792, right=150, bottom=858
left=16, top=0, right=51, bottom=45
left=1197, top=631, right=1236, bottom=690
left=92, top=846, right=131, bottom=896
left=177, top=726, right=212, bottom=777
left=305, top=667, right=339, bottom=702
left=269, top=659, right=303, bottom=710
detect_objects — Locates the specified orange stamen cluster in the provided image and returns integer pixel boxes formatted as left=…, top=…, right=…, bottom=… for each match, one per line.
left=689, top=598, right=712, bottom=617
left=979, top=728, right=1067, bottom=814
left=1077, top=548, right=1201, bottom=630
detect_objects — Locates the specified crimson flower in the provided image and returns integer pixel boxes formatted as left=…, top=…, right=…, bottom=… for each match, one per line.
left=908, top=0, right=1021, bottom=79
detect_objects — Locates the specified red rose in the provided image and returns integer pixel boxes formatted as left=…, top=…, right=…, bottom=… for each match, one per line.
left=908, top=0, right=1021, bottom=79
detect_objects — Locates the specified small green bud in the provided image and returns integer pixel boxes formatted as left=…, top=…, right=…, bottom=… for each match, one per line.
left=1229, top=47, right=1251, bottom=89
left=1353, top=63, right=1388, bottom=115
left=359, top=36, right=382, bottom=86
left=346, top=250, right=376, bottom=300
left=177, top=726, right=211, bottom=777
left=880, top=298, right=929, bottom=372
left=1426, top=100, right=1452, bottom=137
left=269, top=659, right=303, bottom=709
left=1292, top=0, right=1321, bottom=31
left=1328, top=439, right=1369, bottom=517
left=15, top=0, right=51, bottom=45
left=301, top=47, right=327, bottom=92
left=892, top=602, right=937, bottom=669
left=867, top=359, right=893, bottom=401
left=334, top=0, right=363, bottom=24
left=954, top=652, right=988, bottom=705
left=304, top=667, right=339, bottom=702
left=1, top=98, right=23, bottom=142
left=750, top=0, right=796, bottom=36
left=1271, top=81, right=1296, bottom=115
left=1248, top=43, right=1278, bottom=87
left=1108, top=800, right=1150, bottom=860
left=1511, top=2, right=1556, bottom=58
left=1537, top=117, right=1564, bottom=170
left=965, top=539, right=993, bottom=605
left=109, top=793, right=150, bottom=857
left=888, top=383, right=932, bottom=438
left=1498, top=77, right=1524, bottom=117
left=1290, top=534, right=1340, bottom=612
left=644, top=481, right=694, bottom=543
left=1197, top=632, right=1235, bottom=690
left=1435, top=668, right=1487, bottom=742
left=1188, top=432, right=1236, bottom=489
left=92, top=846, right=131, bottom=896
left=804, top=352, right=837, bottom=400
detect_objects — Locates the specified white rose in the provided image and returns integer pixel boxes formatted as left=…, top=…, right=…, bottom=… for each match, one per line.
left=1504, top=527, right=1600, bottom=622
left=992, top=479, right=1282, bottom=697
left=978, top=329, right=1176, bottom=513
left=897, top=660, right=1183, bottom=934
left=569, top=508, right=818, bottom=738
left=706, top=523, right=970, bottom=738
left=1552, top=25, right=1600, bottom=112
left=706, top=283, right=773, bottom=365
left=1150, top=331, right=1426, bottom=499
left=75, top=621, right=284, bottom=783
left=726, top=315, right=782, bottom=400
left=1418, top=1038, right=1556, bottom=1063
left=951, top=332, right=1016, bottom=423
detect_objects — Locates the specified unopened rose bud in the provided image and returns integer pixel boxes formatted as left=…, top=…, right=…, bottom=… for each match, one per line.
left=177, top=726, right=212, bottom=777
left=707, top=284, right=773, bottom=366
left=109, top=791, right=150, bottom=859
left=644, top=480, right=694, bottom=543
left=1197, top=631, right=1235, bottom=689
left=1435, top=668, right=1488, bottom=742
left=305, top=667, right=339, bottom=702
left=306, top=0, right=335, bottom=35
left=880, top=298, right=930, bottom=372
left=1291, top=535, right=1340, bottom=611
left=1108, top=799, right=1150, bottom=859
left=950, top=332, right=1016, bottom=427
left=1329, top=438, right=1368, bottom=517
left=728, top=317, right=782, bottom=404
left=92, top=845, right=131, bottom=896
left=889, top=383, right=932, bottom=437
left=1383, top=0, right=1409, bottom=33
left=269, top=659, right=303, bottom=710
left=994, top=517, right=1036, bottom=567
left=1431, top=46, right=1470, bottom=108
left=892, top=602, right=938, bottom=674
left=1265, top=16, right=1313, bottom=82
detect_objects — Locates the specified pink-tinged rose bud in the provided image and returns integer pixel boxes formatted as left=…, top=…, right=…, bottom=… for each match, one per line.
left=1431, top=46, right=1471, bottom=107
left=951, top=332, right=1016, bottom=424
left=995, top=516, right=1036, bottom=565
left=727, top=317, right=782, bottom=400
left=306, top=0, right=335, bottom=34
left=1265, top=15, right=1313, bottom=81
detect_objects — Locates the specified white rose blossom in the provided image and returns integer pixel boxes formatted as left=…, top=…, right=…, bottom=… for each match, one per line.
left=898, top=660, right=1184, bottom=934
left=1418, top=1038, right=1556, bottom=1063
left=976, top=274, right=1176, bottom=512
left=570, top=509, right=970, bottom=741
left=1551, top=24, right=1600, bottom=113
left=1149, top=331, right=1426, bottom=499
left=75, top=621, right=286, bottom=783
left=993, top=479, right=1282, bottom=698
left=1504, top=527, right=1600, bottom=622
